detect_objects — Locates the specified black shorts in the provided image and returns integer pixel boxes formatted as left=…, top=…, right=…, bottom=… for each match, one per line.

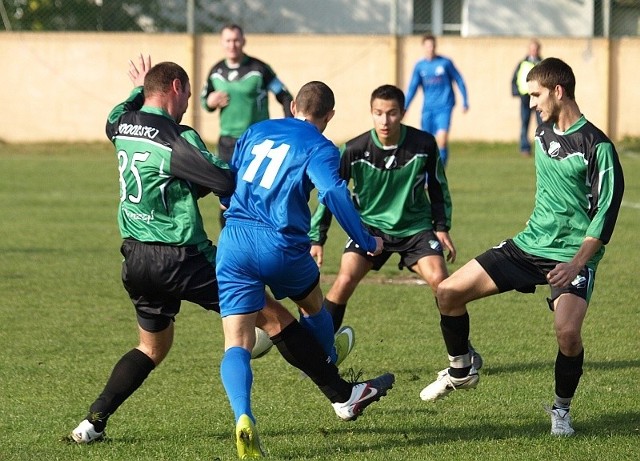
left=344, top=227, right=444, bottom=271
left=475, top=239, right=595, bottom=309
left=217, top=136, right=238, bottom=164
left=120, top=239, right=220, bottom=332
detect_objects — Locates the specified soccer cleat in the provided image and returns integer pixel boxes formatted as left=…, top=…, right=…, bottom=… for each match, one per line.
left=334, top=326, right=355, bottom=367
left=468, top=340, right=484, bottom=370
left=70, top=419, right=105, bottom=444
left=332, top=372, right=395, bottom=421
left=419, top=367, right=479, bottom=401
left=544, top=405, right=575, bottom=436
left=235, top=414, right=265, bottom=459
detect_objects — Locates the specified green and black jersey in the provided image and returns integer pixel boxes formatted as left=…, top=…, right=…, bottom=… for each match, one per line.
left=106, top=87, right=234, bottom=260
left=513, top=116, right=624, bottom=269
left=309, top=125, right=451, bottom=244
left=200, top=55, right=293, bottom=138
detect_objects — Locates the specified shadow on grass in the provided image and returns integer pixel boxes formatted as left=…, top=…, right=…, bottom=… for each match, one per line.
left=0, top=247, right=62, bottom=254
left=404, top=358, right=640, bottom=377
left=262, top=410, right=640, bottom=458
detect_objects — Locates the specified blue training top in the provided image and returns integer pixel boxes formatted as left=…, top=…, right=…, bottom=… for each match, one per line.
left=405, top=55, right=469, bottom=112
left=224, top=117, right=376, bottom=251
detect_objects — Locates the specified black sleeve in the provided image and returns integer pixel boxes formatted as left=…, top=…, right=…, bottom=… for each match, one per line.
left=309, top=205, right=334, bottom=246
left=276, top=89, right=294, bottom=117
left=170, top=132, right=235, bottom=198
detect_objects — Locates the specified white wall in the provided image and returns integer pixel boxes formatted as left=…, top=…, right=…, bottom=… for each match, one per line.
left=463, top=0, right=594, bottom=37
left=209, top=0, right=595, bottom=37
left=211, top=0, right=414, bottom=34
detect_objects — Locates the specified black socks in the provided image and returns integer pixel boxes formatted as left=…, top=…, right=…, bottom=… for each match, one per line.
left=87, top=348, right=156, bottom=431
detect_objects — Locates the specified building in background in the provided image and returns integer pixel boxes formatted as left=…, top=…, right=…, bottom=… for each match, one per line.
left=2, top=0, right=639, bottom=37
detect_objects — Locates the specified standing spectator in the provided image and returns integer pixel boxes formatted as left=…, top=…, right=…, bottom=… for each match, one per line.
left=216, top=81, right=393, bottom=458
left=405, top=34, right=469, bottom=167
left=201, top=23, right=293, bottom=227
left=512, top=39, right=543, bottom=156
left=420, top=58, right=625, bottom=437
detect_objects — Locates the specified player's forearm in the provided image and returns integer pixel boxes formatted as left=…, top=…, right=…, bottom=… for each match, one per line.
left=570, top=237, right=603, bottom=269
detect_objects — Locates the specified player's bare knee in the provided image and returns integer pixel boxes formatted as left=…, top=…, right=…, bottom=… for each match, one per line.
left=555, top=329, right=582, bottom=354
left=137, top=345, right=169, bottom=366
left=426, top=271, right=447, bottom=291
left=332, top=273, right=359, bottom=294
left=435, top=281, right=460, bottom=313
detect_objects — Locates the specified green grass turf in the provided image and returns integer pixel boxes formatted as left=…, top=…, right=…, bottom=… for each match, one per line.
left=0, top=141, right=638, bottom=460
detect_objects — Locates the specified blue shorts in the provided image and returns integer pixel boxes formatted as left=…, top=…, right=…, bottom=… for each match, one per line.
left=216, top=220, right=320, bottom=317
left=421, top=109, right=452, bottom=135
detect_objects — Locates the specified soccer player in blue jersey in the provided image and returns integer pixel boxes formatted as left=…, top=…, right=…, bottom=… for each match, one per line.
left=405, top=34, right=469, bottom=167
left=420, top=58, right=624, bottom=437
left=69, top=58, right=393, bottom=450
left=216, top=81, right=393, bottom=458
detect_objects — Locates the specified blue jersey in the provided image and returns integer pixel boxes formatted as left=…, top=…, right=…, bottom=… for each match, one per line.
left=405, top=55, right=468, bottom=112
left=224, top=117, right=376, bottom=252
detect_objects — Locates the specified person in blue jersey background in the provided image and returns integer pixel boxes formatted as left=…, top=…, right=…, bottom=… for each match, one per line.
left=216, top=81, right=391, bottom=458
left=405, top=34, right=469, bottom=167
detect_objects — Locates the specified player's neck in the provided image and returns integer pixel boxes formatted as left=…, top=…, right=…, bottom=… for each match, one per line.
left=226, top=54, right=245, bottom=67
left=555, top=102, right=582, bottom=132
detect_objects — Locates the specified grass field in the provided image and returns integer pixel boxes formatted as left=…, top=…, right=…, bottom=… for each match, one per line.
left=0, top=141, right=638, bottom=461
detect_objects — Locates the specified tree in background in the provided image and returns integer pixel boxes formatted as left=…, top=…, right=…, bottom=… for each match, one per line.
left=1, top=0, right=229, bottom=32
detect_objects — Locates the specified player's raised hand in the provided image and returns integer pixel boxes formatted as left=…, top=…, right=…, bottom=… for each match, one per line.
left=128, top=53, right=151, bottom=87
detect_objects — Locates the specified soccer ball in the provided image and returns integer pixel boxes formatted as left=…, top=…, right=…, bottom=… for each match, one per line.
left=251, top=327, right=274, bottom=359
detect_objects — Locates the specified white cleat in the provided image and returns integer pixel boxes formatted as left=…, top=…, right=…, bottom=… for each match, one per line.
left=420, top=367, right=479, bottom=401
left=332, top=372, right=395, bottom=421
left=70, top=419, right=104, bottom=444
left=545, top=406, right=576, bottom=436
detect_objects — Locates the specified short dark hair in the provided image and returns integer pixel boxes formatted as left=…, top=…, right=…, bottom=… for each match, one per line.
left=422, top=33, right=436, bottom=44
left=527, top=57, right=576, bottom=99
left=370, top=85, right=405, bottom=109
left=144, top=62, right=189, bottom=96
left=221, top=23, right=244, bottom=36
left=295, top=81, right=334, bottom=118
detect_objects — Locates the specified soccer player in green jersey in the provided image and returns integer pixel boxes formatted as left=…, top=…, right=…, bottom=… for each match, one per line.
left=420, top=58, right=625, bottom=437
left=70, top=56, right=395, bottom=448
left=309, top=84, right=481, bottom=368
left=201, top=23, right=293, bottom=228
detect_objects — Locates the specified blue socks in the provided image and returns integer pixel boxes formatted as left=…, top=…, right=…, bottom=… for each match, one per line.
left=220, top=346, right=254, bottom=423
left=299, top=307, right=337, bottom=363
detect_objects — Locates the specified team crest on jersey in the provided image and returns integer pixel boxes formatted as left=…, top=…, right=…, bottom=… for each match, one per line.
left=384, top=154, right=397, bottom=169
left=548, top=141, right=561, bottom=158
left=435, top=65, right=445, bottom=76
left=429, top=239, right=442, bottom=251
left=364, top=150, right=371, bottom=158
